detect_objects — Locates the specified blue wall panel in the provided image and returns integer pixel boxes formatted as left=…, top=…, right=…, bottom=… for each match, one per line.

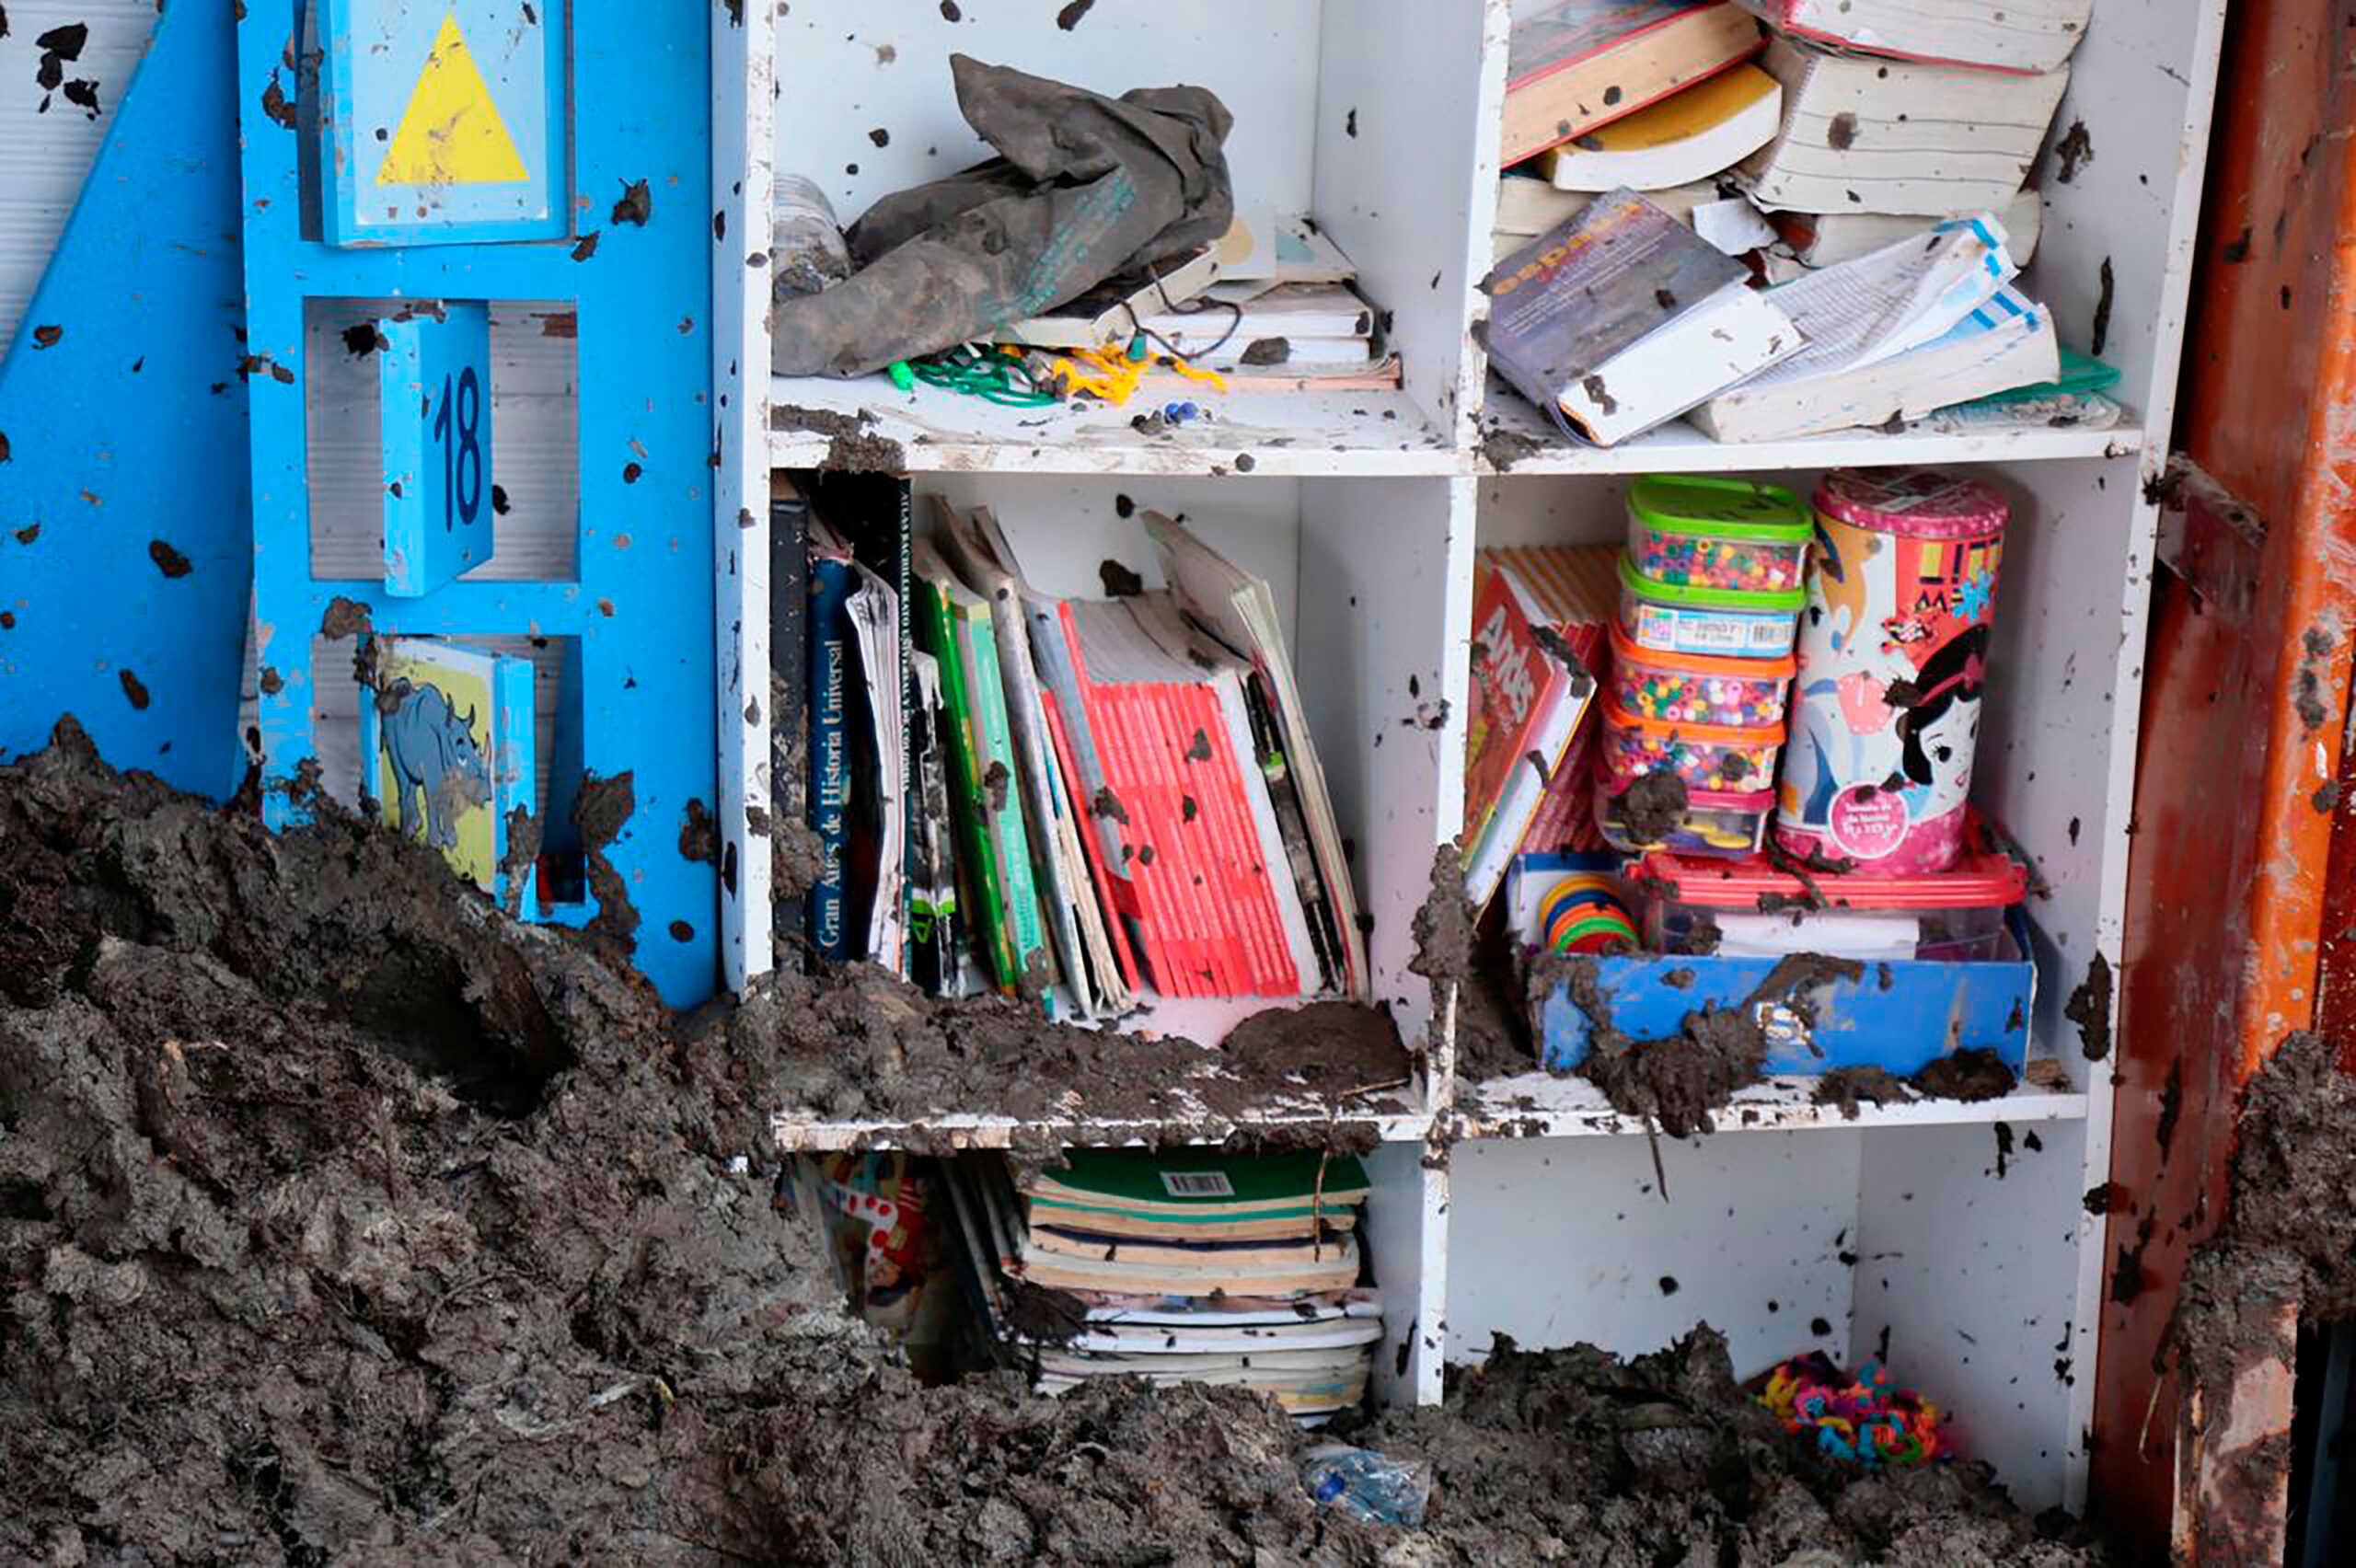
left=237, top=0, right=720, bottom=1006
left=0, top=2, right=250, bottom=801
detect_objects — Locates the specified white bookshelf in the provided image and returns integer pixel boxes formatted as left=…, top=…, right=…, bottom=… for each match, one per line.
left=715, top=0, right=2229, bottom=1508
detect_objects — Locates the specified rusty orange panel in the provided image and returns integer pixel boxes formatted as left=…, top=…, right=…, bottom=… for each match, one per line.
left=2092, top=0, right=2356, bottom=1554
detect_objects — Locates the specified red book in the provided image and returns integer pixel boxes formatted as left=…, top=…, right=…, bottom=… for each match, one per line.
left=1470, top=546, right=1621, bottom=866
left=1056, top=602, right=1187, bottom=997
left=1184, top=681, right=1299, bottom=995
left=1137, top=681, right=1252, bottom=996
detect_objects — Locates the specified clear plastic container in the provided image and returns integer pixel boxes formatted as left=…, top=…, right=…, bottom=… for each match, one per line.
left=1598, top=698, right=1786, bottom=795
left=1607, top=625, right=1795, bottom=728
left=1596, top=781, right=1773, bottom=857
left=1633, top=844, right=2030, bottom=962
left=1625, top=475, right=1812, bottom=594
left=1617, top=552, right=1805, bottom=661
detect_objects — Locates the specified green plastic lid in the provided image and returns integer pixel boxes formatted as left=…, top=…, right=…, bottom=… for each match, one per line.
left=1628, top=475, right=1810, bottom=542
left=1617, top=550, right=1806, bottom=612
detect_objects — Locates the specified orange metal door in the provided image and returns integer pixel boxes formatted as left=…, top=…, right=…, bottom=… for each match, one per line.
left=2092, top=0, right=2356, bottom=1556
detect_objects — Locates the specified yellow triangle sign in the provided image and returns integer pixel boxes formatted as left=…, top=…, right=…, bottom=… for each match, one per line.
left=377, top=12, right=528, bottom=187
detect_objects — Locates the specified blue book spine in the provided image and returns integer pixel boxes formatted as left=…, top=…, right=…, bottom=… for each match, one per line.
left=807, top=553, right=856, bottom=959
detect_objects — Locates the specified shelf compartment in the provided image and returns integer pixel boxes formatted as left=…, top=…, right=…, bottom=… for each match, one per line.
left=1455, top=1070, right=2086, bottom=1140
left=1474, top=378, right=2146, bottom=476
left=770, top=378, right=1458, bottom=477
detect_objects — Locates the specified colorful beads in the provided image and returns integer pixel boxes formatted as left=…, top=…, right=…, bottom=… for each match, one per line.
left=1631, top=528, right=1808, bottom=593
left=1757, top=1354, right=1947, bottom=1470
left=1611, top=661, right=1789, bottom=727
left=1599, top=702, right=1785, bottom=794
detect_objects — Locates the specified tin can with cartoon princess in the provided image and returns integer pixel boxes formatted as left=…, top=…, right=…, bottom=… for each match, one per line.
left=1774, top=470, right=2007, bottom=874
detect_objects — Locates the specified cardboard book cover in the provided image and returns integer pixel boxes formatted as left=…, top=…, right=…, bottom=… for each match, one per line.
left=360, top=635, right=535, bottom=901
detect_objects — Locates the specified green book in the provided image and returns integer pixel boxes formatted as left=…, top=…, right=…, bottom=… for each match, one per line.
left=913, top=540, right=1049, bottom=994
left=1970, top=346, right=2120, bottom=406
left=1026, top=1148, right=1372, bottom=1218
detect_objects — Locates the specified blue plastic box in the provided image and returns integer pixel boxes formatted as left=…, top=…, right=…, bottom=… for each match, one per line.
left=1534, top=912, right=2037, bottom=1076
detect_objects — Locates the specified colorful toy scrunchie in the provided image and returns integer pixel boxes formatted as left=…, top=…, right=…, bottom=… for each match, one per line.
left=1758, top=1352, right=1947, bottom=1469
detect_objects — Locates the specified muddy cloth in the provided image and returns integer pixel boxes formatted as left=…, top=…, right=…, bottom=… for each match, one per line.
left=771, top=55, right=1233, bottom=376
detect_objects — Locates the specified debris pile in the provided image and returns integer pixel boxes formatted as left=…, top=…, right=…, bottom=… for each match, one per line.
left=1, top=726, right=2093, bottom=1561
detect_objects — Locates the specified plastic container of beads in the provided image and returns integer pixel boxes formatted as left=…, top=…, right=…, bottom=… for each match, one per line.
left=1616, top=552, right=1805, bottom=660
left=1624, top=475, right=1812, bottom=594
left=1594, top=781, right=1773, bottom=857
left=1606, top=625, right=1795, bottom=729
left=1597, top=698, right=1786, bottom=795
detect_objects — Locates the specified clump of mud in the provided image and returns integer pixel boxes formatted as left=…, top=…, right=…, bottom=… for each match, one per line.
left=1528, top=951, right=1864, bottom=1137
left=724, top=974, right=1413, bottom=1145
left=1352, top=1329, right=2105, bottom=1563
left=0, top=726, right=2100, bottom=1562
left=2165, top=1029, right=2356, bottom=1564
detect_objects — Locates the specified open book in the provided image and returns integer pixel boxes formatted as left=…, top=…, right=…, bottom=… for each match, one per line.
left=1690, top=212, right=2059, bottom=441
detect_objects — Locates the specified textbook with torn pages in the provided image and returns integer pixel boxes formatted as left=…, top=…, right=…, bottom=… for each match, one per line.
left=1689, top=212, right=2060, bottom=442
left=940, top=1149, right=1380, bottom=1421
left=1484, top=188, right=1798, bottom=444
left=1738, top=36, right=2070, bottom=216
left=1503, top=0, right=1767, bottom=167
left=1734, top=0, right=2093, bottom=75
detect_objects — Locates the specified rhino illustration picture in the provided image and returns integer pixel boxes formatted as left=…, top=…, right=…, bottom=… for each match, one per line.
left=377, top=678, right=493, bottom=851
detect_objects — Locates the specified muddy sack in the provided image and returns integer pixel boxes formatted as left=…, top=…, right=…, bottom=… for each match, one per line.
left=770, top=54, right=1234, bottom=377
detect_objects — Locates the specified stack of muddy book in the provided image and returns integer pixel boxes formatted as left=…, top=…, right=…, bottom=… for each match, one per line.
left=1489, top=0, right=2113, bottom=445
left=940, top=1148, right=1381, bottom=1422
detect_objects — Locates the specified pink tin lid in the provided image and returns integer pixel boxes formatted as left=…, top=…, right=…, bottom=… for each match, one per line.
left=1815, top=468, right=2008, bottom=542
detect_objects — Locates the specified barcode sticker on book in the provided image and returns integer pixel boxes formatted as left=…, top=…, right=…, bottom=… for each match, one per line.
left=1160, top=1170, right=1235, bottom=1198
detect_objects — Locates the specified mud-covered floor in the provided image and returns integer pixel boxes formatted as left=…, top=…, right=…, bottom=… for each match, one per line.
left=2, top=725, right=2097, bottom=1563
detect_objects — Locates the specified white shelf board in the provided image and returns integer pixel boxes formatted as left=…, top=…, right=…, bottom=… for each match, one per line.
left=772, top=1100, right=1432, bottom=1154
left=770, top=993, right=1432, bottom=1153
left=770, top=374, right=1458, bottom=477
left=1454, top=1070, right=2088, bottom=1140
left=1475, top=378, right=2146, bottom=476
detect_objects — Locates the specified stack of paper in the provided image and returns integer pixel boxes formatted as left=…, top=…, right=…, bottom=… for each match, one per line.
left=941, top=1150, right=1381, bottom=1421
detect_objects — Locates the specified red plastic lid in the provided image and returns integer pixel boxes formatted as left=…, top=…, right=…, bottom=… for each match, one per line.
left=1816, top=468, right=2007, bottom=542
left=1630, top=844, right=2029, bottom=909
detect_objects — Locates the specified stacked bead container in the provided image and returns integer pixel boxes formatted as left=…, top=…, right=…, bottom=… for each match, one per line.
left=1625, top=474, right=1814, bottom=593
left=1607, top=627, right=1795, bottom=728
left=1599, top=475, right=1809, bottom=857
